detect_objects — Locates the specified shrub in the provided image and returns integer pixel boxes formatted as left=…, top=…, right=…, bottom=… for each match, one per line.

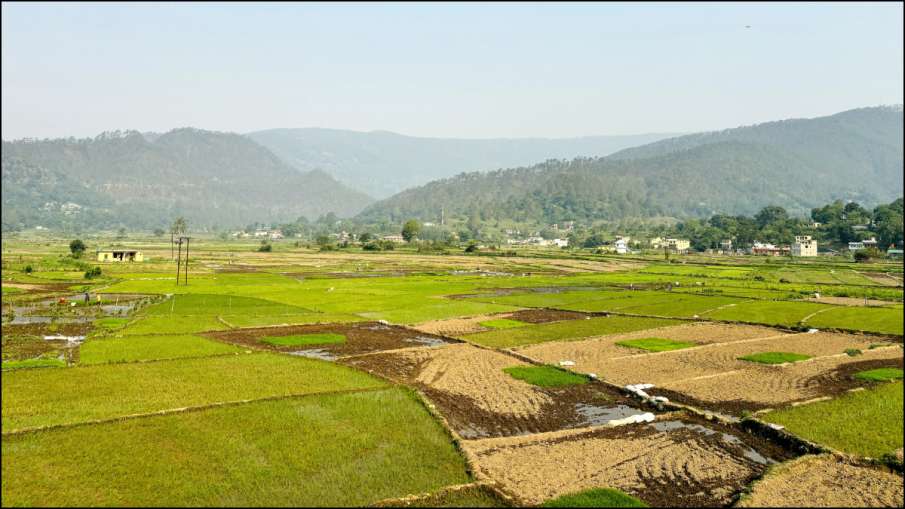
left=464, top=243, right=479, bottom=253
left=257, top=241, right=272, bottom=252
left=844, top=348, right=862, bottom=357
left=84, top=266, right=102, bottom=279
left=24, top=265, right=33, bottom=274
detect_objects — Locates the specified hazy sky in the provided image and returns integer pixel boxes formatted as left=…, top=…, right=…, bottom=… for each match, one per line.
left=2, top=2, right=902, bottom=140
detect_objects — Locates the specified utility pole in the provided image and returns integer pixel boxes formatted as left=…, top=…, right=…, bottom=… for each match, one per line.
left=175, top=236, right=191, bottom=285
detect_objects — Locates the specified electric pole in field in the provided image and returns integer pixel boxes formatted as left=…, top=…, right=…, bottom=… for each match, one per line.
left=175, top=236, right=191, bottom=285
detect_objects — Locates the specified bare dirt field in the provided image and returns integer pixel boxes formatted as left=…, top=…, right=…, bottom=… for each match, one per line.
left=518, top=326, right=902, bottom=413
left=737, top=454, right=904, bottom=507
left=658, top=349, right=904, bottom=413
left=516, top=322, right=786, bottom=375
left=859, top=272, right=904, bottom=287
left=342, top=343, right=652, bottom=438
left=808, top=296, right=900, bottom=307
left=462, top=413, right=793, bottom=507
left=412, top=309, right=589, bottom=336
left=202, top=322, right=458, bottom=359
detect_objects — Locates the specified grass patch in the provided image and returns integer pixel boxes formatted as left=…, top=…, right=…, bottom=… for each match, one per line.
left=541, top=488, right=648, bottom=507
left=1, top=357, right=66, bottom=370
left=1, top=388, right=471, bottom=506
left=462, top=316, right=679, bottom=348
left=503, top=365, right=588, bottom=387
left=806, top=306, right=904, bottom=335
left=763, top=381, right=903, bottom=458
left=479, top=318, right=529, bottom=329
left=737, top=352, right=811, bottom=364
left=260, top=333, right=346, bottom=347
left=79, top=334, right=243, bottom=365
left=615, top=337, right=696, bottom=352
left=2, top=353, right=384, bottom=432
left=93, top=317, right=130, bottom=330
left=855, top=368, right=903, bottom=382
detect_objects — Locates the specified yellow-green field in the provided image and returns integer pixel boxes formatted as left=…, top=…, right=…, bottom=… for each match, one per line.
left=2, top=235, right=902, bottom=507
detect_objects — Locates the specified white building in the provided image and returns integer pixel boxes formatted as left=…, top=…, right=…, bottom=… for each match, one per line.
left=552, top=238, right=569, bottom=248
left=614, top=238, right=629, bottom=254
left=792, top=235, right=818, bottom=257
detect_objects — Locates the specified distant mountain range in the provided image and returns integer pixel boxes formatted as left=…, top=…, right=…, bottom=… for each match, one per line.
left=358, top=106, right=904, bottom=224
left=2, top=129, right=371, bottom=231
left=4, top=106, right=901, bottom=232
left=246, top=128, right=678, bottom=198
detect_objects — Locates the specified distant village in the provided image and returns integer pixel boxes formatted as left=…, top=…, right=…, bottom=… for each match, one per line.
left=222, top=221, right=902, bottom=260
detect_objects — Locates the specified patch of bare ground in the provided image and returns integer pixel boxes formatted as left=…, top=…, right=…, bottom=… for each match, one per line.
left=521, top=330, right=894, bottom=387
left=738, top=454, right=904, bottom=507
left=202, top=322, right=457, bottom=357
left=412, top=309, right=589, bottom=336
left=412, top=314, right=517, bottom=336
left=342, top=343, right=650, bottom=438
left=657, top=350, right=904, bottom=413
left=808, top=296, right=900, bottom=307
left=860, top=272, right=903, bottom=287
left=516, top=323, right=784, bottom=374
left=462, top=413, right=794, bottom=507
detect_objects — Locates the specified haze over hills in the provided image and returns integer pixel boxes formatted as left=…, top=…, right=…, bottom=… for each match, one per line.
left=246, top=128, right=679, bottom=198
left=357, top=106, right=904, bottom=224
left=1, top=129, right=372, bottom=231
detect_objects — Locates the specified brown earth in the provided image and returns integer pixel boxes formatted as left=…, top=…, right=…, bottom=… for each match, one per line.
left=412, top=309, right=589, bottom=336
left=860, top=272, right=904, bottom=287
left=808, top=296, right=901, bottom=307
left=521, top=329, right=894, bottom=386
left=202, top=322, right=458, bottom=357
left=658, top=350, right=904, bottom=413
left=462, top=413, right=794, bottom=507
left=342, top=343, right=653, bottom=438
left=737, top=454, right=904, bottom=507
left=516, top=322, right=786, bottom=376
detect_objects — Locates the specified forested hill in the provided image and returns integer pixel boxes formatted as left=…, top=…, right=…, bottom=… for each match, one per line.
left=357, top=106, right=904, bottom=224
left=2, top=129, right=373, bottom=231
left=246, top=128, right=678, bottom=198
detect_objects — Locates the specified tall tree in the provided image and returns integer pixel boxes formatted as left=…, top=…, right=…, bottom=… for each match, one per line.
left=401, top=220, right=421, bottom=243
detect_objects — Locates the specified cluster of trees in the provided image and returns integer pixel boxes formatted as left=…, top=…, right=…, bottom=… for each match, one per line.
left=664, top=199, right=903, bottom=252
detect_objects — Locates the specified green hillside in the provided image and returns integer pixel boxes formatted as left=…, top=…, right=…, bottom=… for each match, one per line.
left=2, top=129, right=373, bottom=231
left=357, top=106, right=904, bottom=224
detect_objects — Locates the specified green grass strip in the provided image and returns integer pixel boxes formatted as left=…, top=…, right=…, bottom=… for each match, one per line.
left=1, top=358, right=66, bottom=370
left=737, top=352, right=811, bottom=365
left=478, top=319, right=529, bottom=330
left=541, top=488, right=648, bottom=507
left=855, top=368, right=903, bottom=382
left=503, top=365, right=588, bottom=387
left=260, top=333, right=346, bottom=346
left=615, top=337, right=696, bottom=352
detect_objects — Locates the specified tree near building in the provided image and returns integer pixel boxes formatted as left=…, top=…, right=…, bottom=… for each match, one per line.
left=401, top=220, right=422, bottom=243
left=69, top=239, right=86, bottom=258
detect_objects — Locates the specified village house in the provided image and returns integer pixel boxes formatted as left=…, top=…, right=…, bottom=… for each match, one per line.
left=614, top=237, right=630, bottom=254
left=651, top=237, right=690, bottom=253
left=381, top=234, right=405, bottom=243
left=791, top=235, right=818, bottom=257
left=751, top=241, right=790, bottom=256
left=96, top=248, right=143, bottom=262
left=269, top=230, right=284, bottom=241
left=720, top=239, right=733, bottom=251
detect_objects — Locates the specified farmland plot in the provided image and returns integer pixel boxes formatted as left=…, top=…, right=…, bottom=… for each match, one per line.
left=343, top=343, right=654, bottom=438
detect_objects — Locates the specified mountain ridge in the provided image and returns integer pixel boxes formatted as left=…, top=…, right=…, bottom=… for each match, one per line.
left=357, top=106, right=904, bottom=224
